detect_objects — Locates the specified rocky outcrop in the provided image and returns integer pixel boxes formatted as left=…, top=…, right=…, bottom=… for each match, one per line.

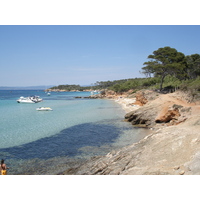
left=124, top=103, right=161, bottom=127
left=155, top=104, right=181, bottom=124
left=61, top=90, right=200, bottom=175
left=133, top=90, right=160, bottom=106
left=125, top=91, right=193, bottom=127
left=134, top=91, right=148, bottom=106
left=66, top=116, right=200, bottom=175
left=75, top=90, right=118, bottom=99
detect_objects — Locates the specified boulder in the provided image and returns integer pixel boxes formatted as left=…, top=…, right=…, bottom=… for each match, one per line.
left=155, top=105, right=181, bottom=123
left=125, top=100, right=190, bottom=127
left=125, top=104, right=161, bottom=127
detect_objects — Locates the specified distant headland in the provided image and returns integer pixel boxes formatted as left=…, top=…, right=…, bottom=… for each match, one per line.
left=0, top=85, right=55, bottom=90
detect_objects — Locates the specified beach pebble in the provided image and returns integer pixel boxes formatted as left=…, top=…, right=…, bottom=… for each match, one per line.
left=179, top=170, right=185, bottom=175
left=174, top=166, right=180, bottom=170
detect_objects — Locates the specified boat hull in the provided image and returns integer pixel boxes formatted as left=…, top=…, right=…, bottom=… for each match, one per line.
left=36, top=107, right=53, bottom=111
left=17, top=100, right=35, bottom=103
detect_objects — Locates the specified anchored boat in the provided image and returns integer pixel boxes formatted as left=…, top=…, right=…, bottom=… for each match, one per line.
left=36, top=107, right=53, bottom=111
left=17, top=96, right=35, bottom=103
left=17, top=96, right=43, bottom=103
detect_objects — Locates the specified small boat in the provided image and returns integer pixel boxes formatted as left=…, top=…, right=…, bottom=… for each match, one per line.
left=36, top=107, right=53, bottom=111
left=17, top=96, right=35, bottom=103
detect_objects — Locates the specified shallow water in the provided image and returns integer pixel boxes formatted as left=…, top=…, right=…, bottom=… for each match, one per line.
left=0, top=90, right=149, bottom=174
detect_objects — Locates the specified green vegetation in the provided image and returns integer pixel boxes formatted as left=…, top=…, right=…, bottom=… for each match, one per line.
left=49, top=46, right=200, bottom=95
left=50, top=84, right=84, bottom=91
left=49, top=76, right=200, bottom=94
left=142, top=46, right=186, bottom=91
left=141, top=46, right=200, bottom=93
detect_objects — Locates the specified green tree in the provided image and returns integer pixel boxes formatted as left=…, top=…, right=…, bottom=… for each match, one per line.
left=142, top=46, right=186, bottom=91
left=185, top=54, right=200, bottom=79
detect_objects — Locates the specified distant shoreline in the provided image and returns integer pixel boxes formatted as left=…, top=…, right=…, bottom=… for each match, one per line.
left=0, top=85, right=55, bottom=90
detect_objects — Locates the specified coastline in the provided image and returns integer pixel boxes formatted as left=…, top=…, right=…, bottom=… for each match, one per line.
left=114, top=97, right=140, bottom=113
left=62, top=90, right=200, bottom=175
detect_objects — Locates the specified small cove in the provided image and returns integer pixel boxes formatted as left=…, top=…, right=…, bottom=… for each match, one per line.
left=0, top=90, right=149, bottom=174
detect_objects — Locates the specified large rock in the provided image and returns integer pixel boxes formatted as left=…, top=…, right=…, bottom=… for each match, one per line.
left=125, top=91, right=192, bottom=127
left=124, top=104, right=160, bottom=127
left=155, top=104, right=181, bottom=123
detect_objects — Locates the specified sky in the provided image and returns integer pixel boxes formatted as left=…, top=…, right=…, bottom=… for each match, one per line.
left=1, top=25, right=200, bottom=87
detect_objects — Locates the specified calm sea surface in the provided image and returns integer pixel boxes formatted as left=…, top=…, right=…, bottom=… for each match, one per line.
left=0, top=90, right=148, bottom=174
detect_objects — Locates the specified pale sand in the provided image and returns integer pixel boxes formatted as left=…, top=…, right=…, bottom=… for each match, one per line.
left=114, top=97, right=140, bottom=113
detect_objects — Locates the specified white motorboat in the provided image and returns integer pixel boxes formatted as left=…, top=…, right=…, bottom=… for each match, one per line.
left=36, top=107, right=53, bottom=111
left=17, top=96, right=43, bottom=103
left=17, top=96, right=35, bottom=103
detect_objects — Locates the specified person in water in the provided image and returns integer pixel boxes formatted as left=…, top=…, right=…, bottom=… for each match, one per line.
left=1, top=159, right=9, bottom=175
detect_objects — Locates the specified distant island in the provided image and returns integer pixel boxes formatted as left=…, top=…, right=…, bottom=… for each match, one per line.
left=0, top=85, right=55, bottom=90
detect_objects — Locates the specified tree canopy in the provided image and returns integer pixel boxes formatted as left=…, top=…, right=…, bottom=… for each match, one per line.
left=185, top=54, right=200, bottom=79
left=142, top=46, right=186, bottom=91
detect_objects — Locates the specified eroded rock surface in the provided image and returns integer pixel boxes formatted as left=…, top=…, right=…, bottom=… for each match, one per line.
left=125, top=91, right=193, bottom=127
left=62, top=90, right=200, bottom=175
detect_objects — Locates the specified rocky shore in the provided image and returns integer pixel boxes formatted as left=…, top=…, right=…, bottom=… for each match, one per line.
left=62, top=90, right=200, bottom=175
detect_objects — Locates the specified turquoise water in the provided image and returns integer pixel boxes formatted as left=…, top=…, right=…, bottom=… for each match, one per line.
left=0, top=90, right=149, bottom=174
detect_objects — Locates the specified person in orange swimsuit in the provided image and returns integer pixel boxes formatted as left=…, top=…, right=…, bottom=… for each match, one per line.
left=1, top=159, right=9, bottom=175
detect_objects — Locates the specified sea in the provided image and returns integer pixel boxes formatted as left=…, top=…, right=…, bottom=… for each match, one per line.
left=0, top=90, right=149, bottom=175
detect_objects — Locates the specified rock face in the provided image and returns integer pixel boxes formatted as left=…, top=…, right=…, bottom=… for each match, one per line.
left=124, top=104, right=160, bottom=127
left=155, top=104, right=181, bottom=123
left=125, top=91, right=192, bottom=127
left=134, top=92, right=148, bottom=106
left=62, top=115, right=200, bottom=175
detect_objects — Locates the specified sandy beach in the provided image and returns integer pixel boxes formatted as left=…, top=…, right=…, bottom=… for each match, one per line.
left=114, top=97, right=140, bottom=113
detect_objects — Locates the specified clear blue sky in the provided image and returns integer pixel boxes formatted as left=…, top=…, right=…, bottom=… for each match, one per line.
left=1, top=25, right=200, bottom=87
